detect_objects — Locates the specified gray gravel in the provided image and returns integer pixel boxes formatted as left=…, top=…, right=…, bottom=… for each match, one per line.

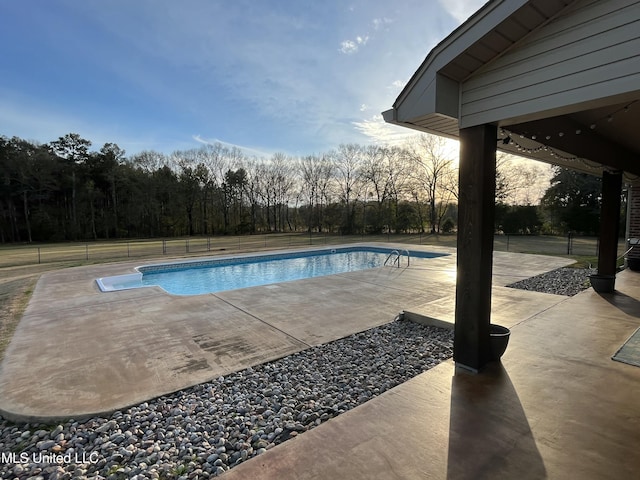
left=506, top=266, right=596, bottom=296
left=0, top=267, right=594, bottom=479
left=0, top=321, right=453, bottom=479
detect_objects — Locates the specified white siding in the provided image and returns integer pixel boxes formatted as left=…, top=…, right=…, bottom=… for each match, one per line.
left=460, top=0, right=640, bottom=128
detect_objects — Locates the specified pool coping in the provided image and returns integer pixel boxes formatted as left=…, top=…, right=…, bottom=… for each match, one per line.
left=96, top=245, right=449, bottom=293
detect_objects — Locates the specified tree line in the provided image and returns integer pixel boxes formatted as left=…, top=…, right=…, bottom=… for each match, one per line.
left=1, top=132, right=606, bottom=243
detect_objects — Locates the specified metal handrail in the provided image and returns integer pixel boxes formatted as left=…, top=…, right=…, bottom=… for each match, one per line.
left=384, top=250, right=400, bottom=267
left=619, top=238, right=640, bottom=262
left=384, top=249, right=410, bottom=268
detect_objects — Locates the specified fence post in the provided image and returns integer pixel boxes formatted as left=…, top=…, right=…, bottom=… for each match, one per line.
left=567, top=232, right=573, bottom=255
left=506, top=234, right=510, bottom=252
left=85, top=244, right=89, bottom=261
left=162, top=239, right=167, bottom=255
left=127, top=242, right=130, bottom=258
left=186, top=239, right=189, bottom=253
left=37, top=247, right=41, bottom=264
left=207, top=237, right=211, bottom=251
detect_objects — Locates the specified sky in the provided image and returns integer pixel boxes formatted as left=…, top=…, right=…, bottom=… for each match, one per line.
left=0, top=0, right=487, bottom=158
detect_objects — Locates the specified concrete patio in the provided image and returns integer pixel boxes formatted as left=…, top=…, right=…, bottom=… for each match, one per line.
left=0, top=244, right=572, bottom=422
left=222, top=267, right=640, bottom=480
left=2, top=243, right=639, bottom=478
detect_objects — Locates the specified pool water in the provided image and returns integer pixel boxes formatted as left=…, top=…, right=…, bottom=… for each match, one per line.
left=97, top=247, right=447, bottom=296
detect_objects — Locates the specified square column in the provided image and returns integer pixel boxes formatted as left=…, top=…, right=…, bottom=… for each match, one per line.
left=454, top=124, right=497, bottom=372
left=591, top=170, right=622, bottom=293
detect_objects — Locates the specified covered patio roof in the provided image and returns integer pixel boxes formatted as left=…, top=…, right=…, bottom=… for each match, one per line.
left=383, top=0, right=640, bottom=179
left=384, top=0, right=640, bottom=371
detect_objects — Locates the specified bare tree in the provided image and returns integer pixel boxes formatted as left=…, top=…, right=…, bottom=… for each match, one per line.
left=262, top=153, right=295, bottom=231
left=299, top=154, right=333, bottom=232
left=299, top=156, right=318, bottom=232
left=194, top=143, right=247, bottom=233
left=383, top=146, right=411, bottom=233
left=359, top=145, right=389, bottom=232
left=130, top=150, right=169, bottom=173
left=496, top=153, right=550, bottom=205
left=332, top=144, right=365, bottom=234
left=242, top=158, right=266, bottom=232
left=405, top=134, right=456, bottom=233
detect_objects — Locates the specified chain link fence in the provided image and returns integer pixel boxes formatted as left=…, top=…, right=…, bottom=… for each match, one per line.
left=493, top=233, right=624, bottom=257
left=0, top=233, right=626, bottom=269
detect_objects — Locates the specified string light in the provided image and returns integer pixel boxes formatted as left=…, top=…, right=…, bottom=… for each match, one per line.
left=499, top=130, right=593, bottom=168
left=587, top=100, right=636, bottom=131
left=496, top=100, right=638, bottom=172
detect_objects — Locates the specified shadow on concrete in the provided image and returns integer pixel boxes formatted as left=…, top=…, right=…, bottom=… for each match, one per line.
left=447, top=362, right=546, bottom=480
left=597, top=290, right=640, bottom=319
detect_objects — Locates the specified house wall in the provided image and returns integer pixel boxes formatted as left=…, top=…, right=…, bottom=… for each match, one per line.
left=627, top=180, right=640, bottom=261
left=460, top=0, right=640, bottom=128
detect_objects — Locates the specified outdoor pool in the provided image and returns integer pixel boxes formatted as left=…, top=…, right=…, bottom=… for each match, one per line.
left=96, top=246, right=448, bottom=296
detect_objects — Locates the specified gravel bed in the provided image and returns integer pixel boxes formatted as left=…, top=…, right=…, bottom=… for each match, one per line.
left=506, top=267, right=596, bottom=296
left=0, top=321, right=453, bottom=480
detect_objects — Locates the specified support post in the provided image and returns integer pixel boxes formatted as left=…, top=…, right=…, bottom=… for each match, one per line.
left=454, top=124, right=497, bottom=372
left=591, top=170, right=622, bottom=292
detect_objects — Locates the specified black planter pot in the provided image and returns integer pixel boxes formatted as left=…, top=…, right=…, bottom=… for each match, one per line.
left=489, top=324, right=510, bottom=361
left=589, top=274, right=615, bottom=293
left=627, top=257, right=640, bottom=272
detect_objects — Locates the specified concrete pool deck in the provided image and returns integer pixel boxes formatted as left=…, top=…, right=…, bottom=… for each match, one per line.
left=221, top=268, right=640, bottom=480
left=0, top=244, right=574, bottom=422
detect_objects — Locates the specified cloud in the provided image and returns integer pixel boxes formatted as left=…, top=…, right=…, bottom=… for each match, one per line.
left=339, top=40, right=358, bottom=54
left=74, top=2, right=437, bottom=150
left=3, top=1, right=461, bottom=157
left=437, top=0, right=487, bottom=23
left=372, top=17, right=392, bottom=30
left=351, top=114, right=415, bottom=146
left=339, top=35, right=369, bottom=54
left=340, top=15, right=392, bottom=55
left=193, top=135, right=276, bottom=159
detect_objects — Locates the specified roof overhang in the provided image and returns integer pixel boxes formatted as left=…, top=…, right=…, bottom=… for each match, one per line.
left=384, top=0, right=640, bottom=179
